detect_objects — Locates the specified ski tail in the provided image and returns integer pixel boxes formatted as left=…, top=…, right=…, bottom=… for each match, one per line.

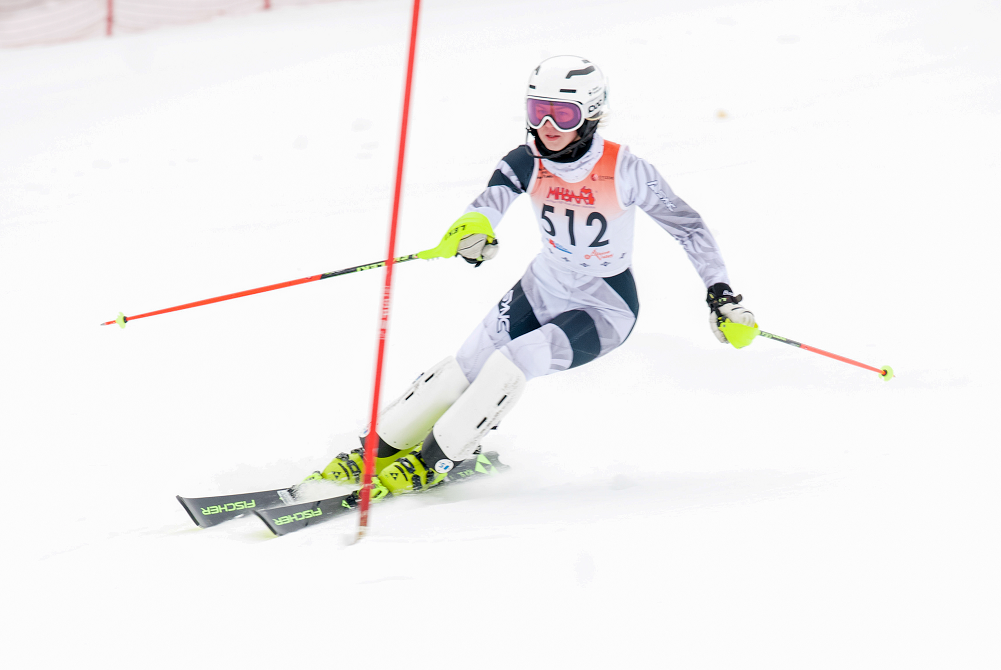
left=446, top=450, right=509, bottom=481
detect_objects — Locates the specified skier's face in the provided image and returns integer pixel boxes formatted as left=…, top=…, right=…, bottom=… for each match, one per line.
left=536, top=120, right=579, bottom=152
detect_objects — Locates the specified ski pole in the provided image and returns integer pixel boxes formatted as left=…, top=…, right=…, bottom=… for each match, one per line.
left=99, top=214, right=496, bottom=329
left=718, top=321, right=894, bottom=381
left=100, top=253, right=421, bottom=328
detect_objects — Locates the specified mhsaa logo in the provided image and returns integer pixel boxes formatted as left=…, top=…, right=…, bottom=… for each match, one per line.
left=547, top=186, right=595, bottom=206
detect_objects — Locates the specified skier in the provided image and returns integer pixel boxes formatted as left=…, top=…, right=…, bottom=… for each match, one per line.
left=316, top=55, right=756, bottom=496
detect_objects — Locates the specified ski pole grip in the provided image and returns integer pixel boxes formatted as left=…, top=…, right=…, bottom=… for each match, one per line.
left=417, top=212, right=496, bottom=260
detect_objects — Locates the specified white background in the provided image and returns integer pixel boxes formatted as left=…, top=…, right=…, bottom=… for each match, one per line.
left=2, top=0, right=999, bottom=667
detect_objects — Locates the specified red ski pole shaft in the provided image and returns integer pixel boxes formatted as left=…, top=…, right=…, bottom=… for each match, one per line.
left=356, top=0, right=422, bottom=541
left=757, top=329, right=894, bottom=379
left=100, top=253, right=421, bottom=328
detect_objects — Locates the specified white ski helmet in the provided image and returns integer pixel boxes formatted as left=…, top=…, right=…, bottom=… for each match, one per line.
left=526, top=55, right=608, bottom=132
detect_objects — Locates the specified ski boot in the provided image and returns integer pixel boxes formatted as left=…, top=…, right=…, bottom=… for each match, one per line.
left=316, top=445, right=420, bottom=485
left=319, top=447, right=365, bottom=484
left=365, top=475, right=391, bottom=502
left=378, top=452, right=446, bottom=496
left=300, top=452, right=392, bottom=502
left=299, top=454, right=359, bottom=483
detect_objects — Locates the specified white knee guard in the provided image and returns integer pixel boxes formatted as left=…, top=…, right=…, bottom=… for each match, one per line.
left=429, top=350, right=526, bottom=463
left=374, top=356, right=471, bottom=452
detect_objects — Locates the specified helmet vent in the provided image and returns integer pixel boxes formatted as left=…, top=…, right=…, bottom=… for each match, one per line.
left=559, top=88, right=576, bottom=93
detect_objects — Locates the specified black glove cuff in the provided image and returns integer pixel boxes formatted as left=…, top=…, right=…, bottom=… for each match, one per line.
left=706, top=283, right=742, bottom=310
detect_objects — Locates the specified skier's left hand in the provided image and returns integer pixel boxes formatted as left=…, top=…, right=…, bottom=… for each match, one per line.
left=706, top=283, right=755, bottom=344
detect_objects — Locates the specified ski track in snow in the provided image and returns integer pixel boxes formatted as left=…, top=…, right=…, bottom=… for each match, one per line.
left=2, top=0, right=999, bottom=667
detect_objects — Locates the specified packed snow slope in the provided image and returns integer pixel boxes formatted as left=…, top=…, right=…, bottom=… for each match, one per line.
left=2, top=0, right=999, bottom=667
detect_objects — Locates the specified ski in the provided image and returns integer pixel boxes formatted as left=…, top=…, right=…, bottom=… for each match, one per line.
left=255, top=492, right=358, bottom=536
left=177, top=486, right=300, bottom=528
left=256, top=451, right=509, bottom=536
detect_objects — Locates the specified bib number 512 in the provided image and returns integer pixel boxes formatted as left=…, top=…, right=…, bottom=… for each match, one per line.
left=542, top=205, right=608, bottom=247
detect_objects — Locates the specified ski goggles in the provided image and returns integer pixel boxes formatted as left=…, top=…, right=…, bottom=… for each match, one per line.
left=526, top=97, right=585, bottom=132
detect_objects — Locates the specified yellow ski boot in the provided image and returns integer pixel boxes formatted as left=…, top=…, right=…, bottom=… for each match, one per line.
left=378, top=452, right=446, bottom=496
left=318, top=445, right=420, bottom=485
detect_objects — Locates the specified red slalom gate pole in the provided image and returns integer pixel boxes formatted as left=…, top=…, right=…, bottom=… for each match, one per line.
left=356, top=0, right=422, bottom=541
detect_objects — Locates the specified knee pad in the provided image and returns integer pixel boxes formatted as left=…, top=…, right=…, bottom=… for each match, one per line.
left=425, top=350, right=526, bottom=467
left=373, top=356, right=470, bottom=453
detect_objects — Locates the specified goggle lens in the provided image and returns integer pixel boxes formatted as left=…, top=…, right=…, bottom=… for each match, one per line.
left=527, top=98, right=583, bottom=132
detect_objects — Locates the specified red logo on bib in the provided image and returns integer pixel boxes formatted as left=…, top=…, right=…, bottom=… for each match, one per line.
left=547, top=186, right=595, bottom=206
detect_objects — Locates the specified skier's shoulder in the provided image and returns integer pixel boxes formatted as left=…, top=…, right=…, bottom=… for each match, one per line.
left=599, top=138, right=643, bottom=170
left=586, top=134, right=643, bottom=175
left=488, top=144, right=536, bottom=193
left=602, top=140, right=664, bottom=187
left=499, top=144, right=536, bottom=180
left=591, top=137, right=675, bottom=209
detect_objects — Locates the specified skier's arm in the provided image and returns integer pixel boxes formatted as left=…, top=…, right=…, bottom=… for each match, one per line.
left=463, top=145, right=536, bottom=228
left=619, top=149, right=757, bottom=344
left=617, top=149, right=729, bottom=288
left=450, top=146, right=536, bottom=265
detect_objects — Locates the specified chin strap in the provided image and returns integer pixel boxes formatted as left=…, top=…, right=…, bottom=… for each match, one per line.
left=521, top=120, right=598, bottom=163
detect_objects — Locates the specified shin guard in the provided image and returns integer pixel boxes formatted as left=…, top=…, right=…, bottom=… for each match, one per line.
left=422, top=351, right=526, bottom=474
left=369, top=356, right=471, bottom=455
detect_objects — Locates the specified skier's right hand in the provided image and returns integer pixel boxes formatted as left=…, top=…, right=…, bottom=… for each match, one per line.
left=457, top=233, right=499, bottom=267
left=424, top=211, right=498, bottom=266
left=446, top=211, right=498, bottom=267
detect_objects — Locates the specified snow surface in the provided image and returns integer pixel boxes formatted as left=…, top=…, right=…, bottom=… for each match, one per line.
left=3, top=0, right=1000, bottom=667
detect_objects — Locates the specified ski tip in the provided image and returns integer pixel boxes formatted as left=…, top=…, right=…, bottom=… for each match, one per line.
left=880, top=365, right=894, bottom=382
left=254, top=510, right=285, bottom=537
left=176, top=495, right=203, bottom=527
